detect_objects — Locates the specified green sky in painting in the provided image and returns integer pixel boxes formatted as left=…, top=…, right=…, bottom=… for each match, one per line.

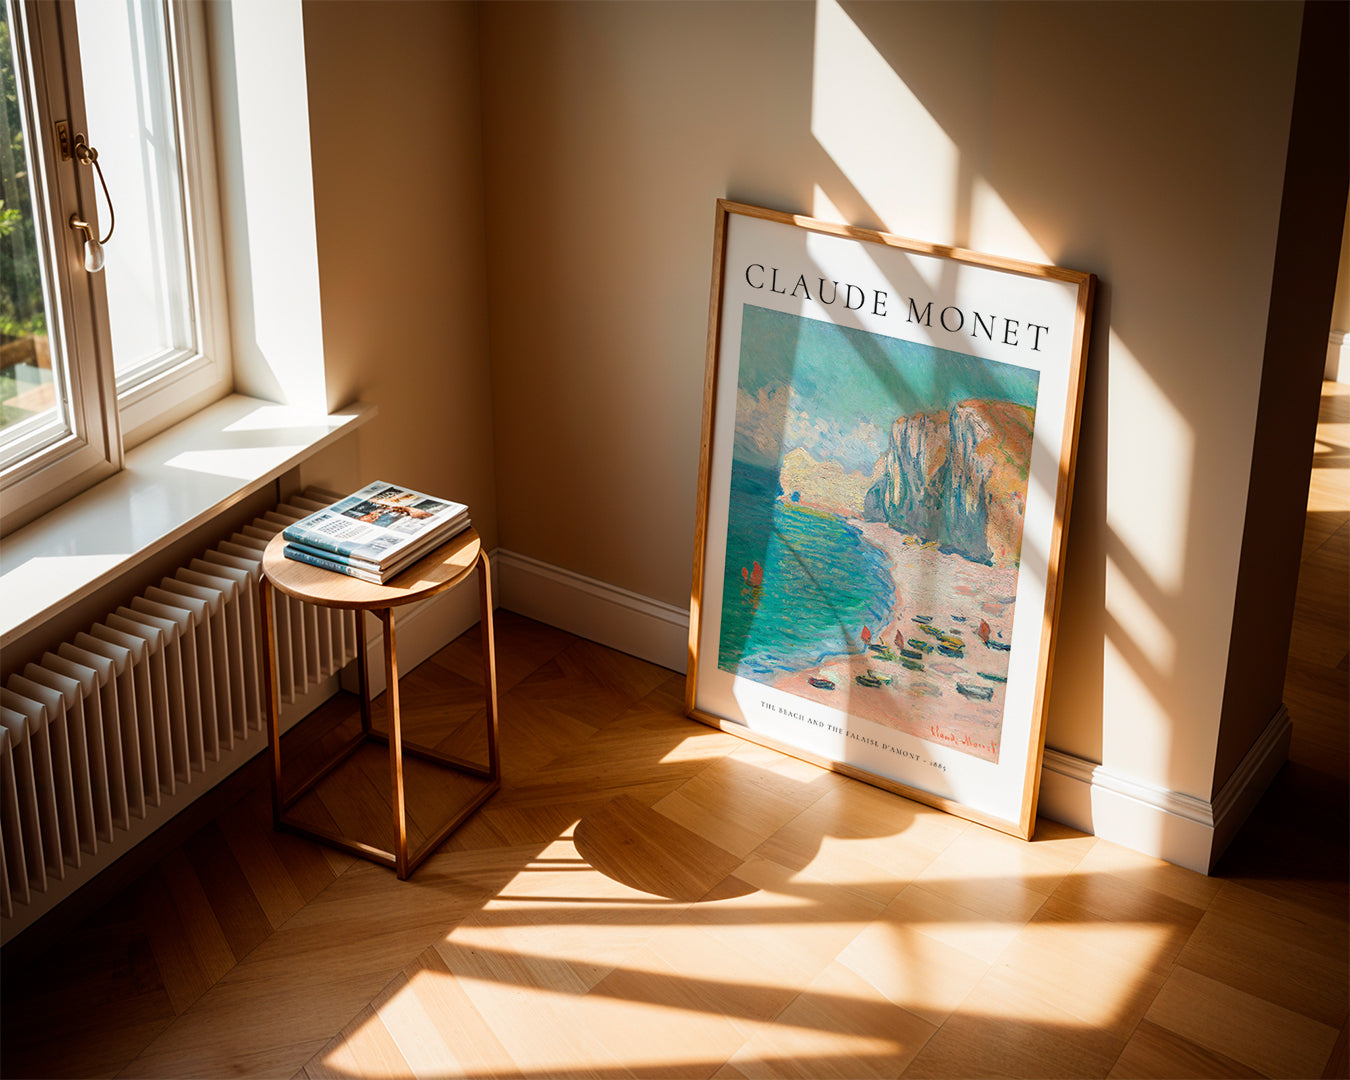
left=736, top=304, right=1040, bottom=433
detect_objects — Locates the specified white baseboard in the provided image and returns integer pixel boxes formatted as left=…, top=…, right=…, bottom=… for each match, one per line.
left=496, top=550, right=690, bottom=673
left=1038, top=705, right=1292, bottom=873
left=474, top=551, right=1295, bottom=875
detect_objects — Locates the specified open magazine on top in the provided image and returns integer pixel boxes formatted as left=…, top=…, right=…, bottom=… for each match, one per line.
left=282, top=481, right=470, bottom=573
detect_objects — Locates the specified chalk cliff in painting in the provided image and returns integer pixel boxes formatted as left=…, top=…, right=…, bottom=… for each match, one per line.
left=863, top=399, right=1034, bottom=567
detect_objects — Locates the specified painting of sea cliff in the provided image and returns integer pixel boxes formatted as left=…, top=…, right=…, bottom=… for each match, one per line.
left=717, top=305, right=1041, bottom=763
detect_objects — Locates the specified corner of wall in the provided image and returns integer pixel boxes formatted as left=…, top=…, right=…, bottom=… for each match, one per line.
left=1213, top=0, right=1350, bottom=795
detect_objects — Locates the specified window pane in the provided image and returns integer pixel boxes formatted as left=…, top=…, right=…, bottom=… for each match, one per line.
left=75, top=0, right=194, bottom=386
left=0, top=1, right=67, bottom=448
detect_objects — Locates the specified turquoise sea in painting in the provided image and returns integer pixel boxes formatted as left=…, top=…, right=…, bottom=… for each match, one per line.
left=716, top=304, right=1041, bottom=762
left=718, top=460, right=893, bottom=679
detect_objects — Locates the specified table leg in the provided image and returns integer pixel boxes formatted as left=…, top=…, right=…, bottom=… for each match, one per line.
left=356, top=611, right=373, bottom=735
left=477, top=550, right=501, bottom=782
left=380, top=607, right=409, bottom=879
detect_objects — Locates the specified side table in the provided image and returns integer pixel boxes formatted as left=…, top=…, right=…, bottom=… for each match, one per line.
left=259, top=527, right=499, bottom=878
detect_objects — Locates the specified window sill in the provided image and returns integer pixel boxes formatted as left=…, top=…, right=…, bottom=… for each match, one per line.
left=0, top=394, right=376, bottom=649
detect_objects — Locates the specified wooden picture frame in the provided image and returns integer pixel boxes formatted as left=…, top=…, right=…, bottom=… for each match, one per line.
left=686, top=200, right=1095, bottom=838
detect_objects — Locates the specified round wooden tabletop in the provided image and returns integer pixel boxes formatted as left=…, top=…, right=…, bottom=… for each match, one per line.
left=262, top=527, right=482, bottom=611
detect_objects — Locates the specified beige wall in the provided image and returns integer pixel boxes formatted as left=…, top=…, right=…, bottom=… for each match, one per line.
left=479, top=0, right=1309, bottom=803
left=481, top=1, right=824, bottom=604
left=300, top=0, right=498, bottom=549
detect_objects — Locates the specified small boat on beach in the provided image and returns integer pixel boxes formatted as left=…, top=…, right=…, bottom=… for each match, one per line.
left=956, top=683, right=995, bottom=701
left=937, top=642, right=965, bottom=658
left=912, top=615, right=933, bottom=624
left=985, top=639, right=1011, bottom=652
left=899, top=657, right=924, bottom=671
left=906, top=638, right=934, bottom=654
left=808, top=677, right=837, bottom=690
left=855, top=670, right=893, bottom=688
left=977, top=672, right=1007, bottom=683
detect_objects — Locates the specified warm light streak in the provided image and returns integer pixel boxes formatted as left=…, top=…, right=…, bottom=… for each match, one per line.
left=970, top=176, right=1049, bottom=264
left=221, top=0, right=327, bottom=412
left=811, top=0, right=959, bottom=267
left=810, top=184, right=847, bottom=227
left=221, top=406, right=349, bottom=434
left=323, top=830, right=1179, bottom=1078
left=1101, top=636, right=1177, bottom=783
left=1106, top=553, right=1177, bottom=673
left=1105, top=333, right=1195, bottom=594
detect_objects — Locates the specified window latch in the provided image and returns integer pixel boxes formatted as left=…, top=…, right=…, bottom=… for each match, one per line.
left=66, top=133, right=115, bottom=273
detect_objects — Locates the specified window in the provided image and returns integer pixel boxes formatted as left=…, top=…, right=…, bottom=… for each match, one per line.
left=0, top=0, right=229, bottom=536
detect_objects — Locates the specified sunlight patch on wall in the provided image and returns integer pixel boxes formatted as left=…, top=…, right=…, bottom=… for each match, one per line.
left=213, top=0, right=327, bottom=414
left=1105, top=333, right=1194, bottom=595
left=1106, top=553, right=1176, bottom=675
left=811, top=185, right=847, bottom=229
left=969, top=176, right=1049, bottom=265
left=1102, top=636, right=1178, bottom=786
left=811, top=0, right=958, bottom=264
left=811, top=0, right=1051, bottom=273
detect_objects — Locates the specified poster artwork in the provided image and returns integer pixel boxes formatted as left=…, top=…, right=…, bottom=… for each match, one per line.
left=717, top=305, right=1038, bottom=764
left=688, top=201, right=1094, bottom=835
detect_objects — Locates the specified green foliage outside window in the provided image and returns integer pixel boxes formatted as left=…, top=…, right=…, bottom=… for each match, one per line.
left=0, top=11, right=45, bottom=344
left=1, top=9, right=53, bottom=430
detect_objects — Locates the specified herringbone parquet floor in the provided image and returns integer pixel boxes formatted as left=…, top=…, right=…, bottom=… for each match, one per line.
left=1, top=387, right=1346, bottom=1080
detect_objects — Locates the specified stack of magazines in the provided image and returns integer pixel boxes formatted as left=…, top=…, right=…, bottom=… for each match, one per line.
left=282, top=481, right=471, bottom=583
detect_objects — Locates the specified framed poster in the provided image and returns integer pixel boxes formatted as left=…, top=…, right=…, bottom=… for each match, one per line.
left=686, top=200, right=1095, bottom=838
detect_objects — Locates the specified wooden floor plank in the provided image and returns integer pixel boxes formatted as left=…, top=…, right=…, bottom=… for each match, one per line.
left=1108, top=1020, right=1263, bottom=1079
left=385, top=947, right=525, bottom=1080
left=574, top=794, right=743, bottom=901
left=1145, top=966, right=1340, bottom=1080
left=836, top=911, right=991, bottom=1027
left=727, top=960, right=936, bottom=1079
left=183, top=822, right=274, bottom=963
left=135, top=860, right=227, bottom=1017
left=218, top=794, right=311, bottom=930
left=1177, top=880, right=1350, bottom=1027
left=901, top=966, right=1126, bottom=1079
left=303, top=1004, right=412, bottom=1080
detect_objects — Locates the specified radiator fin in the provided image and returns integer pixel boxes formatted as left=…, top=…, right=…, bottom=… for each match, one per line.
left=1, top=491, right=359, bottom=927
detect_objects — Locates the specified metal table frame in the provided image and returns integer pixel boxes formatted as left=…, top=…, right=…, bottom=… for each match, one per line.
left=259, top=530, right=499, bottom=879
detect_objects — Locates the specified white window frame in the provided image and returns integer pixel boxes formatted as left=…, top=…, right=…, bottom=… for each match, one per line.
left=1, top=0, right=230, bottom=536
left=2, top=0, right=121, bottom=523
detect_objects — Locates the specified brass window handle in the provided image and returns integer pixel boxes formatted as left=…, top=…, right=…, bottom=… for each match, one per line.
left=67, top=132, right=114, bottom=271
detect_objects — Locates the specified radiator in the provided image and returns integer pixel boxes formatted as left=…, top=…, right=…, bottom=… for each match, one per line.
left=0, top=490, right=359, bottom=931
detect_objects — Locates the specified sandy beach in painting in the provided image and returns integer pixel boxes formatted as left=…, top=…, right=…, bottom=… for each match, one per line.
left=769, top=520, right=1020, bottom=763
